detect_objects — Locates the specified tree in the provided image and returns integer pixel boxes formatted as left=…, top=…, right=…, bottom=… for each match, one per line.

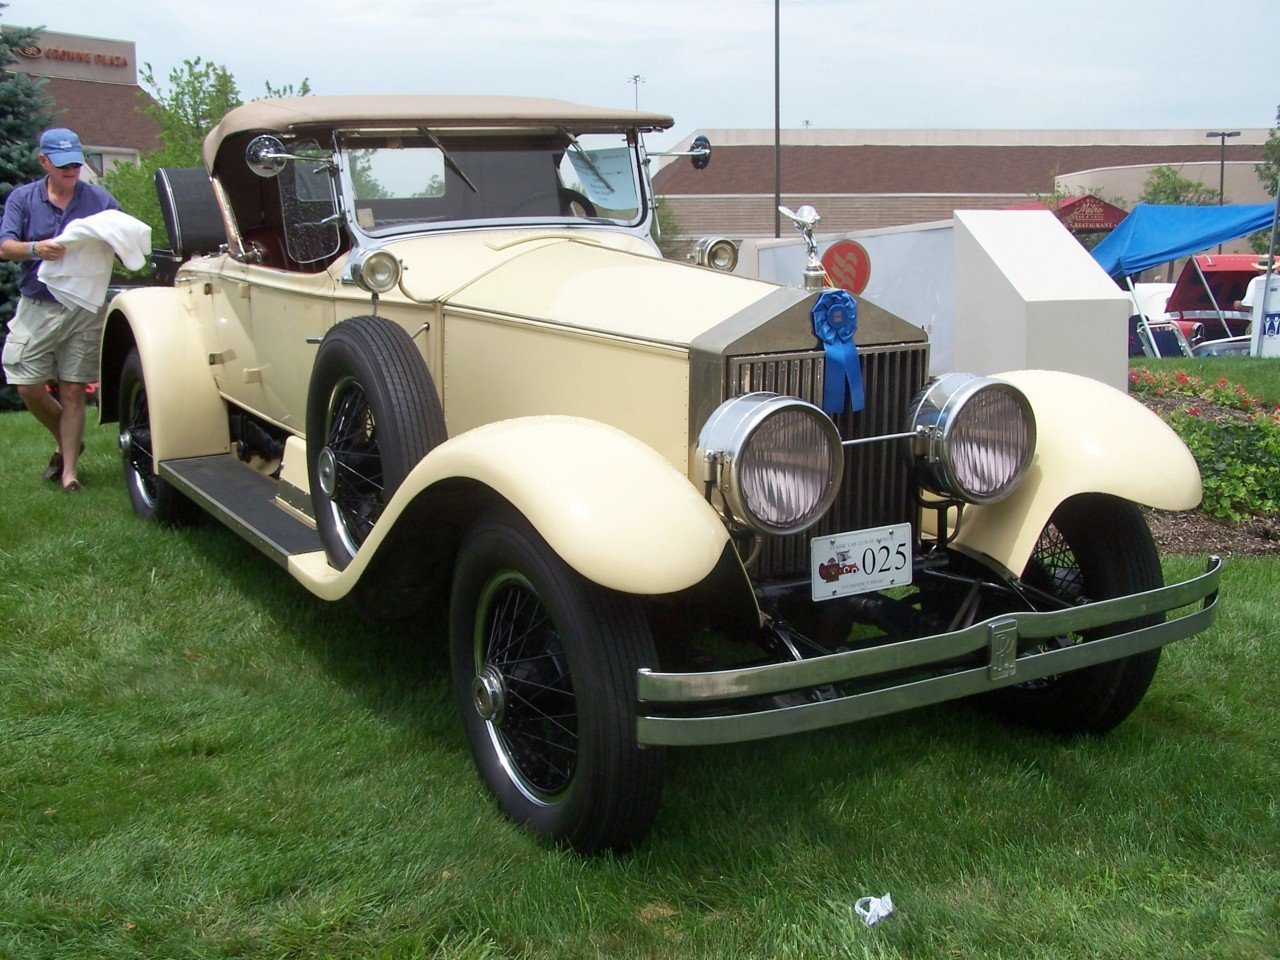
left=1138, top=164, right=1218, bottom=206
left=653, top=197, right=689, bottom=260
left=1256, top=127, right=1279, bottom=198
left=0, top=7, right=57, bottom=410
left=348, top=150, right=390, bottom=200
left=1249, top=127, right=1279, bottom=254
left=1029, top=182, right=1127, bottom=211
left=101, top=58, right=309, bottom=250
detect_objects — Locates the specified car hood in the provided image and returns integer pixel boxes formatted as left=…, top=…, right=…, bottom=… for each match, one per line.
left=380, top=231, right=783, bottom=348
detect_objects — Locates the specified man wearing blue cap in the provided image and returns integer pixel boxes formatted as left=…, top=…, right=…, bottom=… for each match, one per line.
left=1, top=127, right=120, bottom=493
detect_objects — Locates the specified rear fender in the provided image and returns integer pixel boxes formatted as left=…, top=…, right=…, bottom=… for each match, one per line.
left=952, top=369, right=1201, bottom=575
left=99, top=287, right=228, bottom=460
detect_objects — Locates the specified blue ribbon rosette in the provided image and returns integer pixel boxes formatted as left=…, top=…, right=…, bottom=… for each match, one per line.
left=812, top=289, right=865, bottom=415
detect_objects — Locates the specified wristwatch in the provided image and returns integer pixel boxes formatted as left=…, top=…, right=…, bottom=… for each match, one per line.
left=29, top=242, right=37, bottom=259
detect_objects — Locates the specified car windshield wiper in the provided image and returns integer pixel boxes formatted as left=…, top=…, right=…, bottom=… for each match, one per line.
left=560, top=128, right=615, bottom=195
left=422, top=128, right=478, bottom=194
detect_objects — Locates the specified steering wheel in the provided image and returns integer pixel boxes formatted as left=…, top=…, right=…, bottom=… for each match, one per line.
left=559, top=188, right=597, bottom=218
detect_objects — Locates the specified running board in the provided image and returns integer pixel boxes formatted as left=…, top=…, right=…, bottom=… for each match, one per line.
left=160, top=455, right=321, bottom=567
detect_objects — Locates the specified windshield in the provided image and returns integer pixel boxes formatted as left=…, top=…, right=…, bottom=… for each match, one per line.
left=279, top=140, right=341, bottom=264
left=337, top=129, right=645, bottom=235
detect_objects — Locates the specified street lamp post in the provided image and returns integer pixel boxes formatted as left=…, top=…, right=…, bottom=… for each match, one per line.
left=774, top=0, right=781, bottom=238
left=1205, top=130, right=1241, bottom=204
left=627, top=74, right=645, bottom=110
left=1206, top=130, right=1240, bottom=253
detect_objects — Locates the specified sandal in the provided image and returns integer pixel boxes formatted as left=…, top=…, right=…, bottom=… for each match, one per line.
left=62, top=479, right=85, bottom=495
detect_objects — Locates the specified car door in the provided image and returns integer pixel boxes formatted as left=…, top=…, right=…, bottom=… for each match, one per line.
left=245, top=266, right=337, bottom=430
left=238, top=151, right=344, bottom=430
left=204, top=257, right=273, bottom=419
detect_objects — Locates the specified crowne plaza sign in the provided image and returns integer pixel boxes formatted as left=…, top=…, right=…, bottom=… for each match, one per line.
left=2, top=27, right=136, bottom=84
left=18, top=45, right=129, bottom=67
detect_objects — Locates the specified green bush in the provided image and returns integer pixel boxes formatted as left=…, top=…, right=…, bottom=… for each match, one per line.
left=1130, top=366, right=1280, bottom=521
left=1168, top=409, right=1280, bottom=521
left=0, top=16, right=58, bottom=411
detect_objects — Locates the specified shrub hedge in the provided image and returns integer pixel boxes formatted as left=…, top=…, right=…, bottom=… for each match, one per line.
left=1130, top=367, right=1280, bottom=521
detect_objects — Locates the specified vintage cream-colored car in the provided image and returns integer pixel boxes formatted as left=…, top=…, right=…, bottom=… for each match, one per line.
left=99, top=95, right=1221, bottom=854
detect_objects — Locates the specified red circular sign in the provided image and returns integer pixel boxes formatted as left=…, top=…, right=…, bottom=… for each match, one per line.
left=821, top=240, right=872, bottom=295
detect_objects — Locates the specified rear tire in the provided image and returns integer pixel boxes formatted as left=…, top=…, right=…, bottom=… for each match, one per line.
left=449, top=506, right=666, bottom=854
left=988, top=494, right=1164, bottom=735
left=118, top=348, right=198, bottom=526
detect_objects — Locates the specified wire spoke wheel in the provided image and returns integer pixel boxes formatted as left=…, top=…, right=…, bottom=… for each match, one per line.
left=988, top=493, right=1165, bottom=735
left=1024, top=521, right=1086, bottom=608
left=117, top=348, right=196, bottom=525
left=1016, top=519, right=1090, bottom=684
left=450, top=506, right=665, bottom=854
left=123, top=377, right=158, bottom=508
left=306, top=316, right=445, bottom=570
left=475, top=573, right=578, bottom=803
left=321, top=376, right=387, bottom=557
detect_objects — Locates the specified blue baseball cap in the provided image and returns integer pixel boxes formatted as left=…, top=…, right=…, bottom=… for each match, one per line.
left=39, top=128, right=85, bottom=167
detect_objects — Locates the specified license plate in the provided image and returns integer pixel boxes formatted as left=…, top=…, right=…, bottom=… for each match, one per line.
left=810, top=523, right=913, bottom=601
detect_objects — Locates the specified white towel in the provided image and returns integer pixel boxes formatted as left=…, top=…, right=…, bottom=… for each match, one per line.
left=38, top=210, right=152, bottom=312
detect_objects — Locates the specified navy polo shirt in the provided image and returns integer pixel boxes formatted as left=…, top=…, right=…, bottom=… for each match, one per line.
left=1, top=177, right=120, bottom=301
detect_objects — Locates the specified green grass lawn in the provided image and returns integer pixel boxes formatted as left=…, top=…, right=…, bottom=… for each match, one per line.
left=2, top=412, right=1277, bottom=959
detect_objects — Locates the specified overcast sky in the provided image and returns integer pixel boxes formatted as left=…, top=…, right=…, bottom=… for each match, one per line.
left=6, top=0, right=1278, bottom=151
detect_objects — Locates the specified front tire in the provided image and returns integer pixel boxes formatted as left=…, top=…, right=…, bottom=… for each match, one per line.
left=989, top=493, right=1164, bottom=735
left=449, top=506, right=666, bottom=854
left=118, top=348, right=197, bottom=526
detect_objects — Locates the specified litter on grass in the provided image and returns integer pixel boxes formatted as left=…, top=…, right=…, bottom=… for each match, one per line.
left=854, top=893, right=894, bottom=926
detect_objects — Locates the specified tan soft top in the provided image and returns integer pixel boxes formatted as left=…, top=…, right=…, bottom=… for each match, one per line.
left=204, top=94, right=675, bottom=170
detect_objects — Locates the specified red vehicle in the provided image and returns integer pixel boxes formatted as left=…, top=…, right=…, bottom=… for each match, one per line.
left=1164, top=254, right=1261, bottom=342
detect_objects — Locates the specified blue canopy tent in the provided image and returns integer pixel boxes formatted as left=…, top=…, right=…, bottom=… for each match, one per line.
left=1091, top=203, right=1274, bottom=278
left=1090, top=203, right=1277, bottom=357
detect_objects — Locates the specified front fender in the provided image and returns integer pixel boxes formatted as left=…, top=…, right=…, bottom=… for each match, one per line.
left=289, top=416, right=734, bottom=600
left=951, top=369, right=1201, bottom=575
left=100, top=286, right=229, bottom=461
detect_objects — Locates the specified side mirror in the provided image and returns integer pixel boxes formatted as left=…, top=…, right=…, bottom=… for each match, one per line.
left=647, top=135, right=713, bottom=169
left=246, top=134, right=288, bottom=178
left=690, top=134, right=711, bottom=170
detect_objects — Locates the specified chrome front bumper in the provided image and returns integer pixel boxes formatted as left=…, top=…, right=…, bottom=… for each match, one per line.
left=636, top=556, right=1223, bottom=746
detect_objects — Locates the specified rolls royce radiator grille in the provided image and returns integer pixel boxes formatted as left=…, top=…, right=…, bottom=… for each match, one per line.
left=728, top=342, right=930, bottom=581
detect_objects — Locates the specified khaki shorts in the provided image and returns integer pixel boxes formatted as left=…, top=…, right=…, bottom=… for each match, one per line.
left=1, top=296, right=101, bottom=385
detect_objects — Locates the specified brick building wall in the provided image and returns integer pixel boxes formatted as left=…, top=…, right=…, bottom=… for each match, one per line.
left=654, top=130, right=1269, bottom=239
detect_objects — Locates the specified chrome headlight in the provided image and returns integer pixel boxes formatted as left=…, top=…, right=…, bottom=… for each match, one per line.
left=347, top=248, right=401, bottom=294
left=689, top=236, right=739, bottom=272
left=697, top=392, right=844, bottom=535
left=909, top=373, right=1036, bottom=504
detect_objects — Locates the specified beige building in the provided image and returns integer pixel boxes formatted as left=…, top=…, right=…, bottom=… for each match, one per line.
left=3, top=27, right=160, bottom=179
left=654, top=128, right=1271, bottom=239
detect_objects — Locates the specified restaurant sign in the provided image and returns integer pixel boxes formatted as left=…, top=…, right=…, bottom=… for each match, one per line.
left=1058, top=194, right=1127, bottom=232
